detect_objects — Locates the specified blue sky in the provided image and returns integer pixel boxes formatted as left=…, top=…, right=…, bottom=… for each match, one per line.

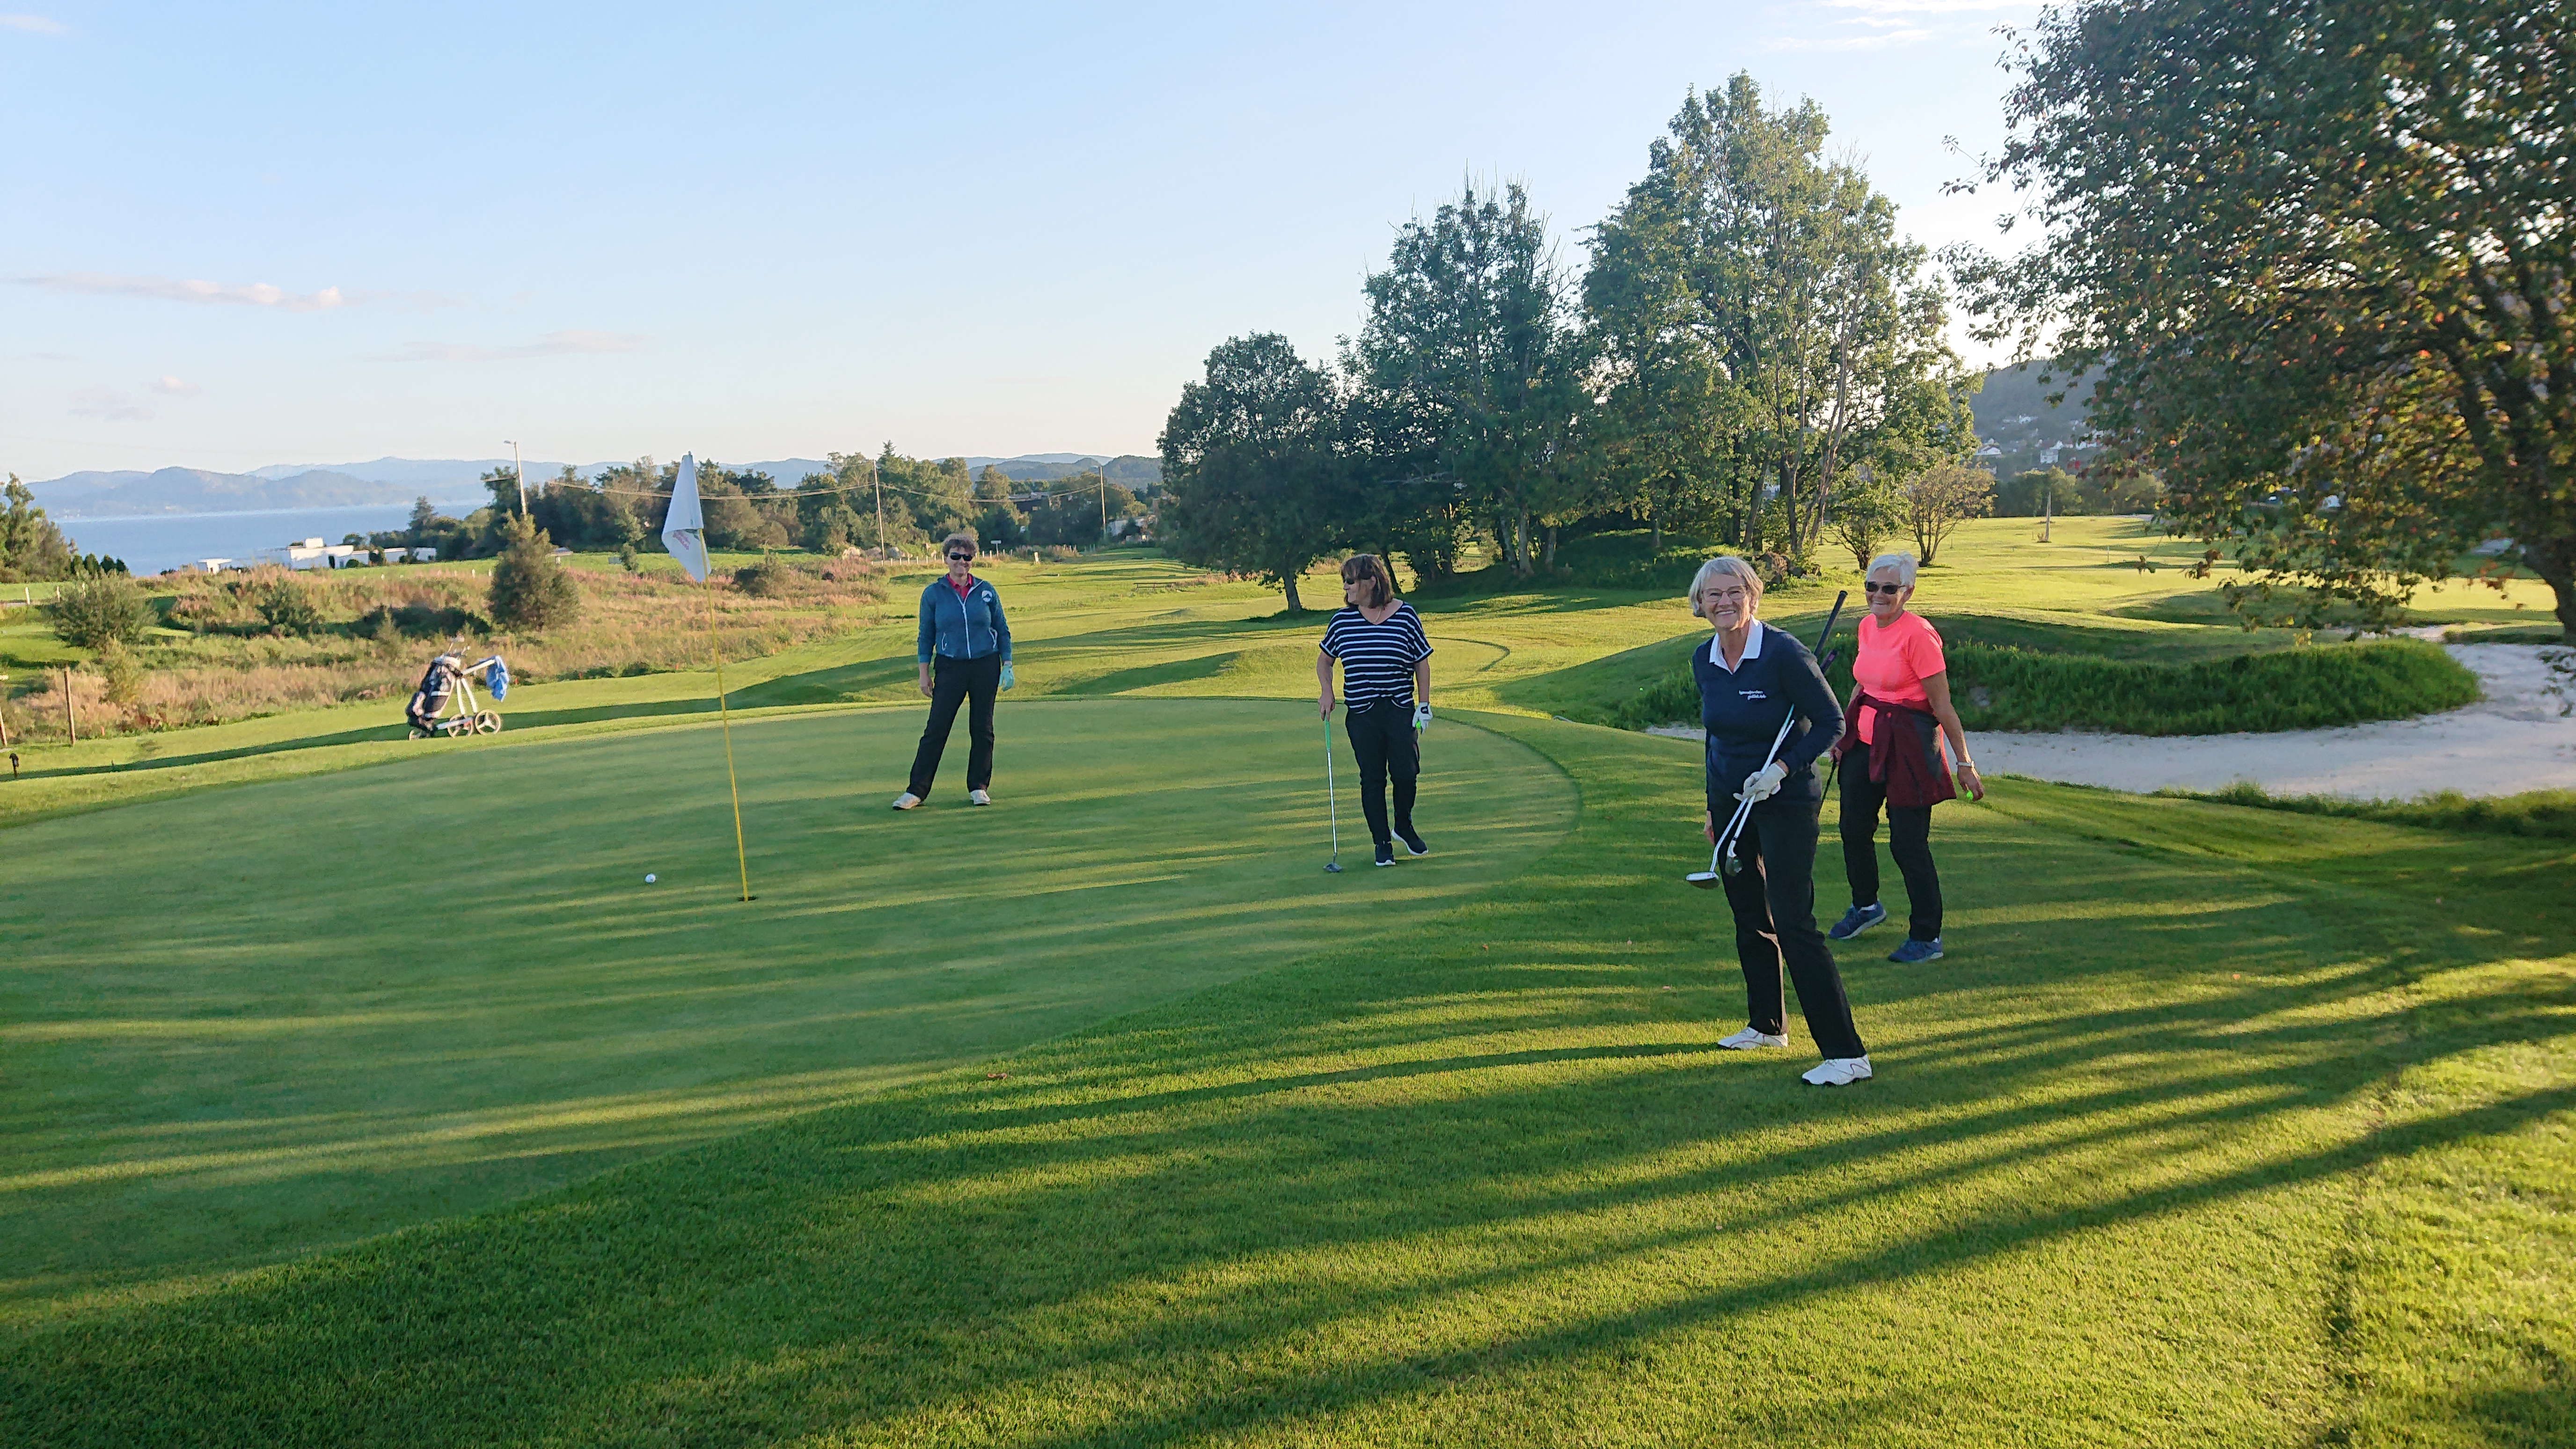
left=1, top=1, right=2039, bottom=480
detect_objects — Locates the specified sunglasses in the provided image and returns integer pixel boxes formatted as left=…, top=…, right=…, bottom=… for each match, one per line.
left=946, top=553, right=973, bottom=562
left=1863, top=581, right=1906, bottom=595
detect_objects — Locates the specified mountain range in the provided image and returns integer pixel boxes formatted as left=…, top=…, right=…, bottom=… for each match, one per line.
left=30, top=453, right=1162, bottom=517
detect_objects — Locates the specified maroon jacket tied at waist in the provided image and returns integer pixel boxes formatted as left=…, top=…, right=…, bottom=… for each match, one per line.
left=1837, top=691, right=1955, bottom=808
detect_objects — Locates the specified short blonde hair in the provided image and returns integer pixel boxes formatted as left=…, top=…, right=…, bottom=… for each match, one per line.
left=1688, top=556, right=1764, bottom=618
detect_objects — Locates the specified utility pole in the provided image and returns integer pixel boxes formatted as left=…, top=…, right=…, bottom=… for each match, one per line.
left=2042, top=475, right=2055, bottom=543
left=871, top=456, right=887, bottom=557
left=59, top=667, right=76, bottom=744
left=0, top=673, right=11, bottom=751
left=505, top=439, right=527, bottom=514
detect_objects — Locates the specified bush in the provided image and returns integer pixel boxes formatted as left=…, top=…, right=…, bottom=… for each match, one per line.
left=94, top=639, right=146, bottom=705
left=51, top=575, right=156, bottom=650
left=2176, top=783, right=2576, bottom=841
left=1610, top=636, right=2480, bottom=735
left=256, top=577, right=325, bottom=637
left=732, top=555, right=798, bottom=597
left=489, top=515, right=581, bottom=631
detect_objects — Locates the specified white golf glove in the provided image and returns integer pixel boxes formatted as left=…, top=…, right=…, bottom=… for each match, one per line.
left=1000, top=662, right=1016, bottom=690
left=1411, top=703, right=1432, bottom=732
left=1735, top=761, right=1787, bottom=803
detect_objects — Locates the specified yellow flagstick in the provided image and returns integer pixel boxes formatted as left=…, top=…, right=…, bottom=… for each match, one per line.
left=700, top=570, right=753, bottom=902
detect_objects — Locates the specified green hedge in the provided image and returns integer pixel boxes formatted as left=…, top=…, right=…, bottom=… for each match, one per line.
left=1608, top=636, right=2479, bottom=736
left=2176, top=784, right=2576, bottom=841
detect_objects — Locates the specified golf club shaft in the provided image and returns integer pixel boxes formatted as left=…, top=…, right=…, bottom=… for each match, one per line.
left=1323, top=715, right=1339, bottom=860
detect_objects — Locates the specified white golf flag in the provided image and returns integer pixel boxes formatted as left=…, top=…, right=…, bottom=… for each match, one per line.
left=662, top=453, right=709, bottom=582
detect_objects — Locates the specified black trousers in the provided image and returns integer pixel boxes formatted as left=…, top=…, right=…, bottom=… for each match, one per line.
left=906, top=653, right=999, bottom=798
left=1722, top=795, right=1867, bottom=1059
left=1839, top=762, right=1943, bottom=942
left=1343, top=700, right=1420, bottom=845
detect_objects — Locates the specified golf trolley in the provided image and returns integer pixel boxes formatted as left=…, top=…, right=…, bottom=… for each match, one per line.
left=405, top=652, right=509, bottom=739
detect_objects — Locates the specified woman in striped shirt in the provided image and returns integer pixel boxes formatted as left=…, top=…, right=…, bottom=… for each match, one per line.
left=1317, top=555, right=1434, bottom=869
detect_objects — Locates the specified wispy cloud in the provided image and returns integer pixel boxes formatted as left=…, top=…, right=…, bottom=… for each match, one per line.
left=71, top=387, right=152, bottom=422
left=150, top=375, right=201, bottom=395
left=376, top=330, right=649, bottom=363
left=1768, top=0, right=2030, bottom=50
left=0, top=14, right=70, bottom=36
left=17, top=271, right=349, bottom=311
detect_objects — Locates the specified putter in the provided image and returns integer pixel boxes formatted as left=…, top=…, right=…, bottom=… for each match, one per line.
left=1686, top=590, right=1851, bottom=888
left=1322, top=714, right=1344, bottom=873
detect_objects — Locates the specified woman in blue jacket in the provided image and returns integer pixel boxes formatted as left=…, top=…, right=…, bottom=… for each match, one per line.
left=1689, top=556, right=1871, bottom=1087
left=893, top=532, right=1013, bottom=809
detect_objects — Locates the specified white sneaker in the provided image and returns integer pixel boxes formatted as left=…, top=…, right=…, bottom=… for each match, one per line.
left=1801, top=1055, right=1873, bottom=1086
left=968, top=789, right=991, bottom=806
left=891, top=793, right=922, bottom=811
left=1719, top=1026, right=1788, bottom=1050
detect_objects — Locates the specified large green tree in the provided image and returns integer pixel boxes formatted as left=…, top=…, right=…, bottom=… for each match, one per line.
left=1955, top=0, right=2573, bottom=635
left=1354, top=182, right=1591, bottom=576
left=0, top=476, right=77, bottom=582
left=1604, top=76, right=1960, bottom=559
left=1158, top=334, right=1347, bottom=612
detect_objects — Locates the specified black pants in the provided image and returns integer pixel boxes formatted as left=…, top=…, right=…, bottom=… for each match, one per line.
left=1344, top=700, right=1420, bottom=846
left=1839, top=763, right=1942, bottom=942
left=906, top=653, right=999, bottom=798
left=1722, top=795, right=1866, bottom=1058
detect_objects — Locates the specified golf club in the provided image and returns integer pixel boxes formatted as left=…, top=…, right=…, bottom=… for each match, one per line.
left=1686, top=589, right=1850, bottom=888
left=1323, top=713, right=1344, bottom=873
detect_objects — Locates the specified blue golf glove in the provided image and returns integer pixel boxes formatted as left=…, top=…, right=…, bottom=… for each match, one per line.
left=1000, top=662, right=1016, bottom=691
left=1411, top=703, right=1432, bottom=732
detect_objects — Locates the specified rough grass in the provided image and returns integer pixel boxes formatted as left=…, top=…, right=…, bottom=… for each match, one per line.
left=2172, top=783, right=2576, bottom=840
left=1580, top=634, right=2478, bottom=735
left=2, top=717, right=2566, bottom=1446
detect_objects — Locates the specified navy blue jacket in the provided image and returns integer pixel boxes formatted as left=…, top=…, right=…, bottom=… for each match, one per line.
left=1694, top=622, right=1843, bottom=813
left=916, top=575, right=1011, bottom=664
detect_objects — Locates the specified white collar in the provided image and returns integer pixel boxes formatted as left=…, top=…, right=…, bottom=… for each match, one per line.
left=1707, top=622, right=1764, bottom=672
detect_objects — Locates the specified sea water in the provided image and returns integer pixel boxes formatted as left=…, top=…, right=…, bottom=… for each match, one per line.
left=55, top=503, right=484, bottom=576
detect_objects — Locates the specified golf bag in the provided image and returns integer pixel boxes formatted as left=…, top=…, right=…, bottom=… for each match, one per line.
left=406, top=652, right=507, bottom=739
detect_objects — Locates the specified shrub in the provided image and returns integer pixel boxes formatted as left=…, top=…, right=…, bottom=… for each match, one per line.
left=94, top=639, right=146, bottom=705
left=732, top=555, right=798, bottom=597
left=2177, top=783, right=2576, bottom=841
left=256, top=576, right=325, bottom=637
left=489, top=515, right=581, bottom=631
left=51, top=575, right=156, bottom=650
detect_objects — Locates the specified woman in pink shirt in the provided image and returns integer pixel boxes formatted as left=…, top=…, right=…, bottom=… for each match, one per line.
left=1826, top=551, right=1983, bottom=963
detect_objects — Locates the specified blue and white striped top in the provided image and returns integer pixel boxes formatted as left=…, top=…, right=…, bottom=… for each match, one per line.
left=1320, top=603, right=1433, bottom=708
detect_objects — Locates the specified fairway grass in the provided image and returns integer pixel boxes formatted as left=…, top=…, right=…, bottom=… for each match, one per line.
left=0, top=700, right=1574, bottom=1322
left=5, top=716, right=2568, bottom=1446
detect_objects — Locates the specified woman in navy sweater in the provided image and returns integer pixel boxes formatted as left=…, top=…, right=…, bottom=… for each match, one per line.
left=1688, top=556, right=1872, bottom=1086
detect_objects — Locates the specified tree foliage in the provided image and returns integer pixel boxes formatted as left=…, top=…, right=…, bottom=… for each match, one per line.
left=488, top=514, right=582, bottom=631
left=1158, top=334, right=1348, bottom=612
left=0, top=476, right=78, bottom=583
left=51, top=574, right=156, bottom=651
left=1898, top=463, right=1994, bottom=567
left=1953, top=0, right=2574, bottom=635
left=1826, top=482, right=1904, bottom=571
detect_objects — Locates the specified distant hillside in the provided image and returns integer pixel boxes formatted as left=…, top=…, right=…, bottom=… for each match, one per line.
left=32, top=468, right=439, bottom=518
left=1976, top=362, right=2099, bottom=479
left=34, top=450, right=1164, bottom=517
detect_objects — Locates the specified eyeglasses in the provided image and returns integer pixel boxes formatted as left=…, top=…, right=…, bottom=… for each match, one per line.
left=1700, top=588, right=1749, bottom=603
left=1863, top=581, right=1906, bottom=595
left=946, top=553, right=973, bottom=562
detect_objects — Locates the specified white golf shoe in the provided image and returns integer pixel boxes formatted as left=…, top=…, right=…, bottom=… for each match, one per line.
left=1801, top=1055, right=1873, bottom=1086
left=1719, top=1026, right=1788, bottom=1050
left=969, top=789, right=991, bottom=806
left=891, top=792, right=922, bottom=811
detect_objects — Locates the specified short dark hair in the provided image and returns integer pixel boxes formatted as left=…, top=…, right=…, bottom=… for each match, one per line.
left=942, top=531, right=978, bottom=558
left=1340, top=554, right=1395, bottom=608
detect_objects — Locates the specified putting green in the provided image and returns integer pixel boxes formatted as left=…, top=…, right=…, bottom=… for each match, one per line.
left=0, top=698, right=1574, bottom=1320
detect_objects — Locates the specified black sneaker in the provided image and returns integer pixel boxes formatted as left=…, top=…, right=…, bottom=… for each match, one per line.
left=1374, top=842, right=1396, bottom=867
left=1396, top=825, right=1429, bottom=857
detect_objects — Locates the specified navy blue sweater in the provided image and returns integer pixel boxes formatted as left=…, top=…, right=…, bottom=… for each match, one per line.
left=1694, top=622, right=1843, bottom=812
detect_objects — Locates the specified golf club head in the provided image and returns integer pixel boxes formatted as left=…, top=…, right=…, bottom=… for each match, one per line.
left=1721, top=852, right=1746, bottom=878
left=1325, top=862, right=1343, bottom=873
left=1684, top=871, right=1721, bottom=889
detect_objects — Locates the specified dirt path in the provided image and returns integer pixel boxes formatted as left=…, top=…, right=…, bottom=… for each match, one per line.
left=1651, top=644, right=2575, bottom=801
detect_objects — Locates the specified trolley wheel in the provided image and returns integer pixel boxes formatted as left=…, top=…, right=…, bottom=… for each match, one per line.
left=407, top=726, right=430, bottom=740
left=476, top=711, right=502, bottom=734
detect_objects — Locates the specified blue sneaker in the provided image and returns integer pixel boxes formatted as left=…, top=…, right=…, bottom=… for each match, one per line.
left=1828, top=903, right=1887, bottom=941
left=1888, top=937, right=1944, bottom=964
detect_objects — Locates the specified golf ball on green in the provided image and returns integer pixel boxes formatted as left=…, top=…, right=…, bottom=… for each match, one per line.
left=644, top=873, right=657, bottom=883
